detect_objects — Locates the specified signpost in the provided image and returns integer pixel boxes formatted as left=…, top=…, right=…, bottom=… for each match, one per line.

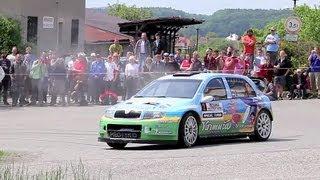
left=284, top=16, right=302, bottom=42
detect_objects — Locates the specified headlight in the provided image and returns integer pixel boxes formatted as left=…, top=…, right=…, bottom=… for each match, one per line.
left=143, top=111, right=165, bottom=119
left=104, top=109, right=115, bottom=118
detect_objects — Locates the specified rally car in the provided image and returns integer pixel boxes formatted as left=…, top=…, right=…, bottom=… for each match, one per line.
left=98, top=72, right=273, bottom=149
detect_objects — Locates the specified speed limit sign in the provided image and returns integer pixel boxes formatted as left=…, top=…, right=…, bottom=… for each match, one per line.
left=285, top=16, right=302, bottom=34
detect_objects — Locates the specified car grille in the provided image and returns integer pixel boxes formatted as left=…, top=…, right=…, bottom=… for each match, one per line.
left=114, top=110, right=141, bottom=119
left=107, top=124, right=142, bottom=139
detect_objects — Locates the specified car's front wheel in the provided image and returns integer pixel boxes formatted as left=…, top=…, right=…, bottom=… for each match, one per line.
left=250, top=110, right=272, bottom=141
left=107, top=142, right=127, bottom=149
left=179, top=113, right=199, bottom=147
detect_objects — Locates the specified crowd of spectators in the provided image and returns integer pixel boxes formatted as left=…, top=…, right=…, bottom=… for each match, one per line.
left=0, top=28, right=320, bottom=107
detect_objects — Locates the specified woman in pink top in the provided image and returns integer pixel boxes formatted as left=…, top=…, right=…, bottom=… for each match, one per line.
left=222, top=50, right=240, bottom=74
left=234, top=54, right=246, bottom=75
left=180, top=54, right=192, bottom=71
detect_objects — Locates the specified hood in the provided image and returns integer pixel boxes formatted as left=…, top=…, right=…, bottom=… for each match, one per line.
left=110, top=97, right=193, bottom=112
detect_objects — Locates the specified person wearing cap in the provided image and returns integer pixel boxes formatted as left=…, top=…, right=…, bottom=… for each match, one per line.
left=164, top=52, right=180, bottom=72
left=152, top=33, right=165, bottom=56
left=308, top=47, right=320, bottom=99
left=109, top=39, right=123, bottom=56
left=264, top=27, right=280, bottom=65
left=151, top=54, right=165, bottom=72
left=134, top=32, right=151, bottom=72
left=241, top=29, right=256, bottom=71
left=290, top=69, right=307, bottom=99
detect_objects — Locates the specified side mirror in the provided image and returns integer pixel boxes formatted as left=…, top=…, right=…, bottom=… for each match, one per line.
left=201, top=96, right=214, bottom=103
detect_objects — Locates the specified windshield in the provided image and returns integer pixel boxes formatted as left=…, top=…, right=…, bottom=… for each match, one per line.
left=135, top=79, right=202, bottom=99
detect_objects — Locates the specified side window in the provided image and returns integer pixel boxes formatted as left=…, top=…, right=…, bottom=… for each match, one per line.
left=226, top=78, right=256, bottom=98
left=204, top=78, right=227, bottom=100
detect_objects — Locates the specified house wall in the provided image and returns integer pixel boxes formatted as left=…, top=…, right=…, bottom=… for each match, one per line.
left=0, top=0, right=85, bottom=55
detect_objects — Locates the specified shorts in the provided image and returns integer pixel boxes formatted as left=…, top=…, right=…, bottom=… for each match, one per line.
left=309, top=72, right=320, bottom=91
left=274, top=76, right=286, bottom=86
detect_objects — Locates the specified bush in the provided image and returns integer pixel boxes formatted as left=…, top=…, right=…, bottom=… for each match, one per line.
left=0, top=16, right=22, bottom=53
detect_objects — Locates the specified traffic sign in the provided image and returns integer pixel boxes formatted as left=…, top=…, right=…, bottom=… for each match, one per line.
left=285, top=16, right=302, bottom=34
left=284, top=34, right=298, bottom=42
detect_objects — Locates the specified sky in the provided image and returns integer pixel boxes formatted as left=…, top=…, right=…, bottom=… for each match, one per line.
left=86, top=0, right=320, bottom=15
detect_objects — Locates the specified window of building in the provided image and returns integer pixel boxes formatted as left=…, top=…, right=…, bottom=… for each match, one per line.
left=27, top=16, right=38, bottom=44
left=226, top=78, right=256, bottom=98
left=204, top=78, right=227, bottom=100
left=58, top=22, right=63, bottom=45
left=71, top=19, right=79, bottom=45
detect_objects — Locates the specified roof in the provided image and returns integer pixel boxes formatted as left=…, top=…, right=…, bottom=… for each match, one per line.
left=85, top=8, right=132, bottom=44
left=119, top=17, right=204, bottom=27
left=158, top=73, right=250, bottom=81
left=85, top=25, right=130, bottom=44
left=118, top=17, right=204, bottom=37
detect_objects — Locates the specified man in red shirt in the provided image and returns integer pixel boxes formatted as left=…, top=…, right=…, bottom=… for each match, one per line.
left=241, top=29, right=256, bottom=72
left=72, top=53, right=88, bottom=106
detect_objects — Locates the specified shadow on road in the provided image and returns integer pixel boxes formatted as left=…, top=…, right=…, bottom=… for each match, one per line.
left=105, top=137, right=299, bottom=151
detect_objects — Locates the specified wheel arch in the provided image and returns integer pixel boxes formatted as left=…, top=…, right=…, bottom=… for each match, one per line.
left=181, top=110, right=201, bottom=125
left=259, top=108, right=273, bottom=121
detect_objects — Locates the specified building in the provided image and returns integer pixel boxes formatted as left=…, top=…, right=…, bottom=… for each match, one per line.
left=0, top=0, right=85, bottom=55
left=85, top=9, right=132, bottom=56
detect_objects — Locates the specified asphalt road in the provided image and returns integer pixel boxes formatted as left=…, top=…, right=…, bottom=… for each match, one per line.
left=0, top=100, right=320, bottom=179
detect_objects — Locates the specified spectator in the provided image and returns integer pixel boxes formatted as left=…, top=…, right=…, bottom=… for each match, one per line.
left=151, top=54, right=165, bottom=72
left=152, top=33, right=165, bottom=56
left=29, top=56, right=48, bottom=106
left=87, top=54, right=105, bottom=104
left=241, top=29, right=256, bottom=70
left=223, top=50, right=239, bottom=74
left=274, top=50, right=292, bottom=100
left=174, top=49, right=182, bottom=64
left=290, top=69, right=307, bottom=100
left=226, top=46, right=234, bottom=57
left=0, top=65, right=4, bottom=82
left=125, top=56, right=139, bottom=99
left=11, top=54, right=27, bottom=106
left=217, top=50, right=227, bottom=71
left=23, top=46, right=36, bottom=103
left=112, top=53, right=122, bottom=96
left=257, top=53, right=274, bottom=82
left=187, top=51, right=203, bottom=72
left=72, top=53, right=88, bottom=106
left=208, top=50, right=219, bottom=71
left=308, top=47, right=320, bottom=99
left=7, top=46, right=19, bottom=64
left=109, top=39, right=123, bottom=56
left=0, top=53, right=11, bottom=105
left=263, top=78, right=277, bottom=101
left=143, top=57, right=153, bottom=72
left=252, top=49, right=266, bottom=77
left=234, top=54, right=246, bottom=75
left=265, top=27, right=280, bottom=65
left=204, top=48, right=213, bottom=69
left=134, top=32, right=151, bottom=71
left=180, top=54, right=192, bottom=71
left=104, top=55, right=118, bottom=93
left=50, top=57, right=67, bottom=106
left=164, top=53, right=180, bottom=72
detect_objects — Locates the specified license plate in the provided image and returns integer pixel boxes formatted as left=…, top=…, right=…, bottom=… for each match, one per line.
left=109, top=132, right=139, bottom=139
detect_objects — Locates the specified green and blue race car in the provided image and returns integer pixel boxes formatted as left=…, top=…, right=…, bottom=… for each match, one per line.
left=98, top=72, right=273, bottom=148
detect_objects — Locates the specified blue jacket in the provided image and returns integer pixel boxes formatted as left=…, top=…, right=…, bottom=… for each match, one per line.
left=310, top=54, right=320, bottom=72
left=89, top=60, right=105, bottom=79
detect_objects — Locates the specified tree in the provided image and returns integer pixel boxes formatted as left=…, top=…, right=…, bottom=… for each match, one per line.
left=0, top=16, right=22, bottom=53
left=108, top=4, right=153, bottom=21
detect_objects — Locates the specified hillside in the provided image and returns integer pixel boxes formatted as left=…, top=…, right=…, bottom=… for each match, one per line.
left=87, top=7, right=292, bottom=37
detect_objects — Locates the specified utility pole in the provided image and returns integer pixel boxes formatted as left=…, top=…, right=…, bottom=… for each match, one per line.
left=293, top=0, right=298, bottom=8
left=56, top=0, right=59, bottom=53
left=196, top=28, right=199, bottom=51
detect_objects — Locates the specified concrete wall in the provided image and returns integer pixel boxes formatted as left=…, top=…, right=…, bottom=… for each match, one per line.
left=0, top=0, right=85, bottom=55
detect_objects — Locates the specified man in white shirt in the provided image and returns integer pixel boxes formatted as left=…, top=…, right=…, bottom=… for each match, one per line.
left=264, top=27, right=280, bottom=65
left=104, top=55, right=118, bottom=91
left=125, top=56, right=139, bottom=99
left=7, top=46, right=19, bottom=64
left=134, top=32, right=151, bottom=71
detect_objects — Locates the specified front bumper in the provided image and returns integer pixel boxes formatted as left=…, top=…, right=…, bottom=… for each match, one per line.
left=99, top=116, right=180, bottom=143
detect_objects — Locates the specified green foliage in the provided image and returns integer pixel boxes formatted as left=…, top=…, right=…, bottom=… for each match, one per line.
left=0, top=16, right=22, bottom=53
left=108, top=3, right=153, bottom=21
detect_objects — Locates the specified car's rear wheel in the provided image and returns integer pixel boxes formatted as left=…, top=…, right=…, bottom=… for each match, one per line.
left=107, top=142, right=127, bottom=149
left=250, top=110, right=272, bottom=141
left=179, top=113, right=198, bottom=147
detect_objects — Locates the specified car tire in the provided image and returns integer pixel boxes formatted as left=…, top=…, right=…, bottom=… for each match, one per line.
left=178, top=113, right=199, bottom=147
left=249, top=110, right=272, bottom=141
left=107, top=142, right=127, bottom=149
